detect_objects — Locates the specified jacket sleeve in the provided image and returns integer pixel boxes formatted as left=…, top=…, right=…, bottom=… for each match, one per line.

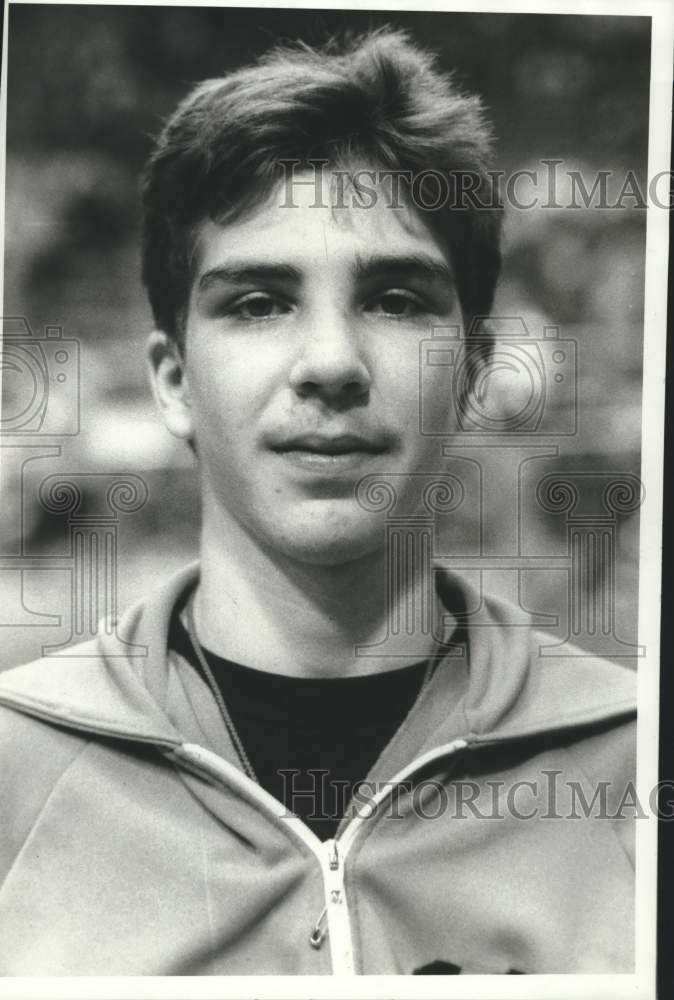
left=0, top=706, right=89, bottom=890
left=564, top=716, right=637, bottom=868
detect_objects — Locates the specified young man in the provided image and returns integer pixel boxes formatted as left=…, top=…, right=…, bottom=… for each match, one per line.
left=0, top=29, right=636, bottom=975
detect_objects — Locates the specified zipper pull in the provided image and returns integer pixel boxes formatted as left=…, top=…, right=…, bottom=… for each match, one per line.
left=308, top=840, right=341, bottom=950
left=309, top=906, right=327, bottom=949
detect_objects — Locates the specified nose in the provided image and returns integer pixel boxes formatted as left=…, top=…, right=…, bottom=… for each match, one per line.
left=288, top=311, right=371, bottom=405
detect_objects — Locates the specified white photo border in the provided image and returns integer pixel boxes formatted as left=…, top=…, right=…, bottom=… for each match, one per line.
left=0, top=1, right=670, bottom=998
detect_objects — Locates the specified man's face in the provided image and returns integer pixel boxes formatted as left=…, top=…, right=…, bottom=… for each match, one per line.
left=159, top=172, right=463, bottom=565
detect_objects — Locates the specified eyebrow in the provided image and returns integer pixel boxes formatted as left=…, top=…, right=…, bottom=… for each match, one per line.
left=353, top=252, right=455, bottom=287
left=198, top=263, right=301, bottom=292
left=196, top=252, right=455, bottom=293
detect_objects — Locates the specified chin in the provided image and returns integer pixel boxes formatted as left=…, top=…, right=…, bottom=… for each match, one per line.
left=285, top=540, right=379, bottom=568
left=260, top=508, right=386, bottom=568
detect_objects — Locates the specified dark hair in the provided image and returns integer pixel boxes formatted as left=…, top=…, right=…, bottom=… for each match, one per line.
left=141, top=27, right=503, bottom=343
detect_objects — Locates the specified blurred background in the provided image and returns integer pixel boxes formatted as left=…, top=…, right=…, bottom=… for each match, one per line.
left=1, top=6, right=649, bottom=667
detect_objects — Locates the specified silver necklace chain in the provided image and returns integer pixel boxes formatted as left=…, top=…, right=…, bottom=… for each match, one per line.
left=182, top=589, right=445, bottom=789
left=183, top=591, right=259, bottom=783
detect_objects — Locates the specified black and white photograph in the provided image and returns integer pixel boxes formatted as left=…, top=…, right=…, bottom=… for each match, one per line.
left=0, top=0, right=669, bottom=995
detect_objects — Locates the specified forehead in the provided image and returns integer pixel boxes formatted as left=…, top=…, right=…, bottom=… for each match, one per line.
left=193, top=169, right=450, bottom=278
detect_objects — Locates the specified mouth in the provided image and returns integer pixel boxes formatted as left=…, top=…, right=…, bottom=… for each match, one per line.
left=269, top=433, right=390, bottom=472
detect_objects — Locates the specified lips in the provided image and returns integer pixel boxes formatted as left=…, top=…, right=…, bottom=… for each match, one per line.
left=268, top=431, right=391, bottom=475
left=270, top=433, right=388, bottom=456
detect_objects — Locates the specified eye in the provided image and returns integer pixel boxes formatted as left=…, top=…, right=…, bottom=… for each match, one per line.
left=228, top=292, right=292, bottom=322
left=365, top=289, right=426, bottom=319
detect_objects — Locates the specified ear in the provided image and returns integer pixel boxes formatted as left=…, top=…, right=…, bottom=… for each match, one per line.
left=147, top=330, right=194, bottom=441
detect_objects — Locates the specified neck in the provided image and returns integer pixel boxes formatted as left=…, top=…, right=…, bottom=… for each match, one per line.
left=193, top=511, right=450, bottom=679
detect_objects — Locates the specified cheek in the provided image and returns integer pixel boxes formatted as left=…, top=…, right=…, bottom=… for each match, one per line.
left=420, top=366, right=455, bottom=428
left=377, top=343, right=454, bottom=441
left=188, top=344, right=281, bottom=436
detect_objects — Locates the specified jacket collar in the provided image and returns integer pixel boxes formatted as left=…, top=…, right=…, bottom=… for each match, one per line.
left=0, top=562, right=635, bottom=757
left=0, top=563, right=199, bottom=748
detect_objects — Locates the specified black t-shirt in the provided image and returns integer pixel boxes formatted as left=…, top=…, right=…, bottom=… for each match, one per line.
left=169, top=608, right=427, bottom=840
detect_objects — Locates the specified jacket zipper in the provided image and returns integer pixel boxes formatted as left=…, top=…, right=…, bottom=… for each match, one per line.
left=312, top=838, right=353, bottom=973
left=173, top=736, right=469, bottom=975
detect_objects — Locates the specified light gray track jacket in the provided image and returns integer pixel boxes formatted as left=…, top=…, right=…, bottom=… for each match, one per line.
left=0, top=564, right=636, bottom=975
